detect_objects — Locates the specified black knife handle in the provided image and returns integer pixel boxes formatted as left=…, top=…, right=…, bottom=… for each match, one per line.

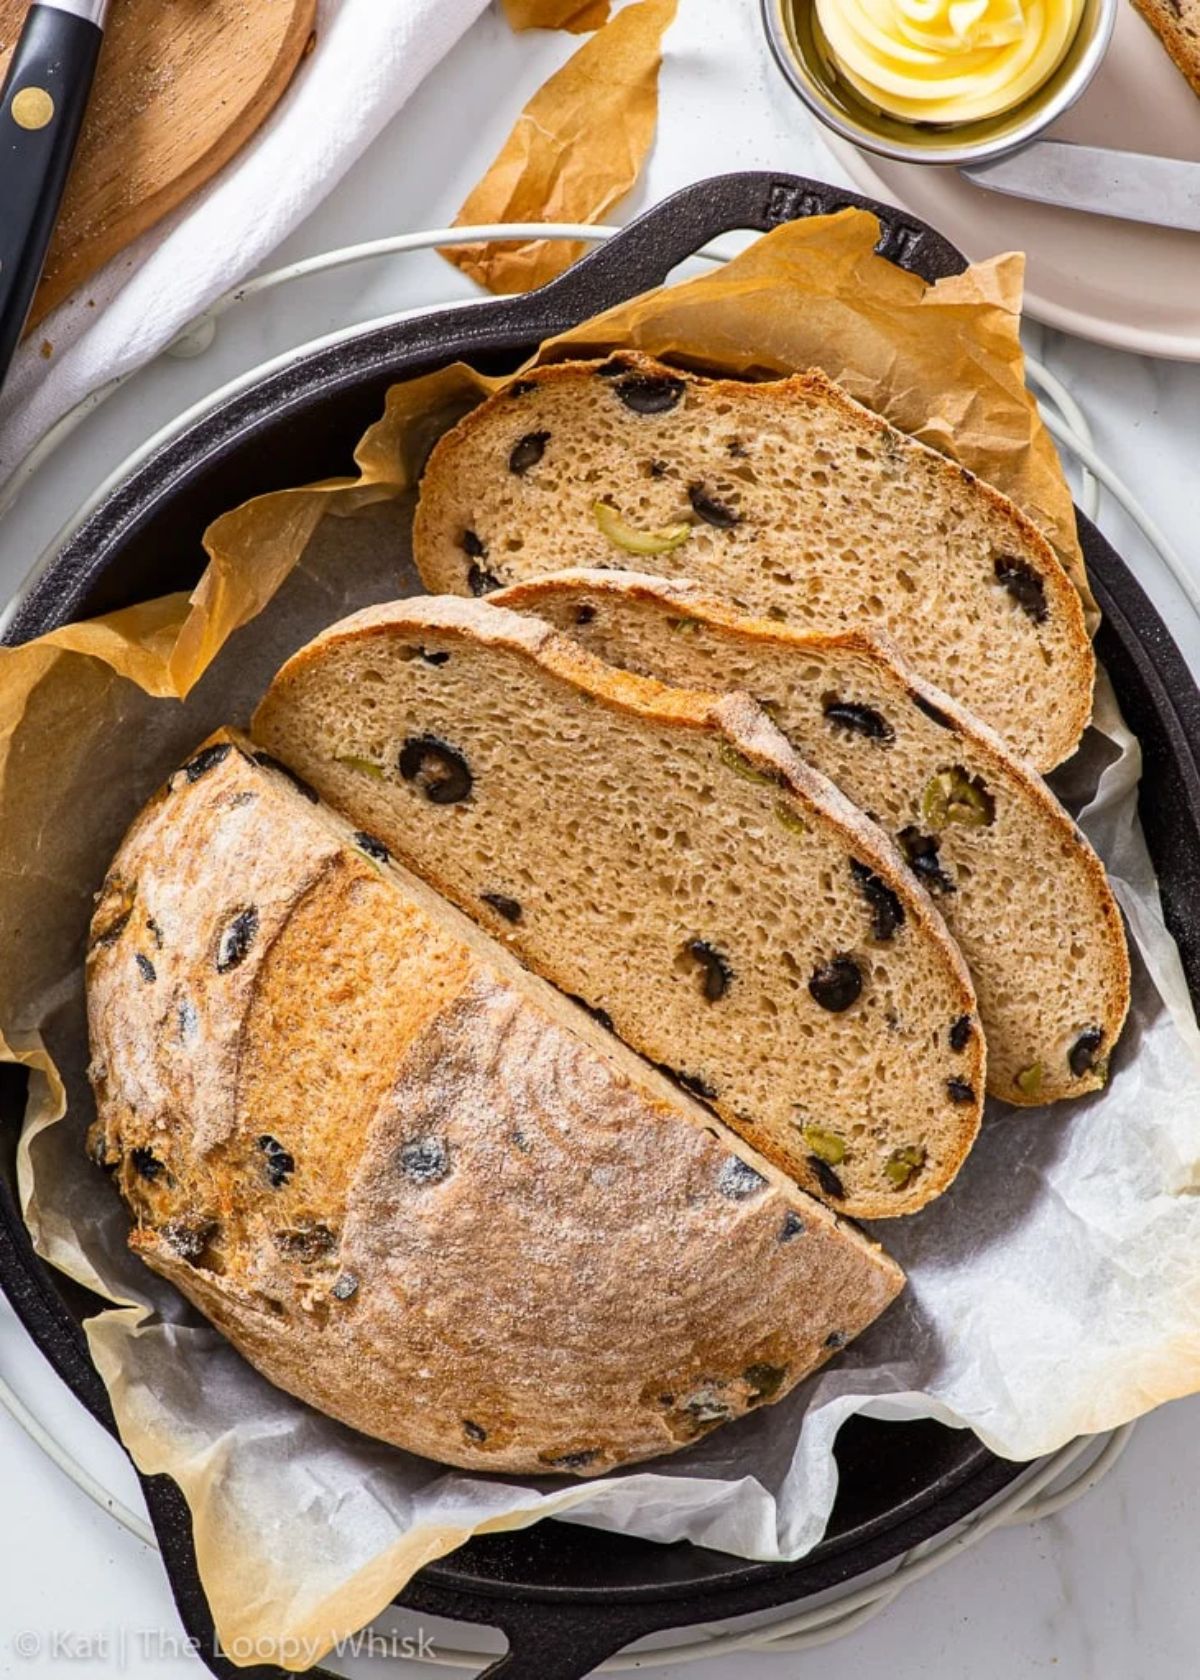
left=0, top=3, right=104, bottom=384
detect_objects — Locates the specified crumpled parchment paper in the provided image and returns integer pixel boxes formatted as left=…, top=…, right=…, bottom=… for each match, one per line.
left=6, top=215, right=1196, bottom=1670
left=443, top=0, right=678, bottom=294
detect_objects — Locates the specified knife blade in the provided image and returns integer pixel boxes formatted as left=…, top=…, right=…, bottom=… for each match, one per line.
left=961, top=141, right=1200, bottom=234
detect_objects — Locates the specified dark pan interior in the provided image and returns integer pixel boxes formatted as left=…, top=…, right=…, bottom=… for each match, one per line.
left=3, top=174, right=1198, bottom=1680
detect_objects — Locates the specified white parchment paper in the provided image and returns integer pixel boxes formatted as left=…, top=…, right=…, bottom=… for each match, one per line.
left=13, top=500, right=1200, bottom=1669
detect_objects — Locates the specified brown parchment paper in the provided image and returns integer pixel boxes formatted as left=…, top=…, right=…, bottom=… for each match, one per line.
left=503, top=0, right=612, bottom=30
left=443, top=0, right=678, bottom=294
left=8, top=218, right=1190, bottom=1670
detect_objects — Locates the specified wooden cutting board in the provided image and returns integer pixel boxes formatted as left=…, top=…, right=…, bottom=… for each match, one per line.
left=0, top=0, right=318, bottom=331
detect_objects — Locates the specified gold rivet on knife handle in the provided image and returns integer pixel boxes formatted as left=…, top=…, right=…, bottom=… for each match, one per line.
left=11, top=87, right=56, bottom=131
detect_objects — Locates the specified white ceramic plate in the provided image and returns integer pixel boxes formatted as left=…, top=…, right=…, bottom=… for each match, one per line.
left=823, top=6, right=1200, bottom=359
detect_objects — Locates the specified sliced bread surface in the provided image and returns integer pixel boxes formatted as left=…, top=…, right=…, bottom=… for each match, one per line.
left=253, top=598, right=986, bottom=1218
left=411, top=353, right=1094, bottom=771
left=87, top=731, right=904, bottom=1475
left=493, top=569, right=1130, bottom=1105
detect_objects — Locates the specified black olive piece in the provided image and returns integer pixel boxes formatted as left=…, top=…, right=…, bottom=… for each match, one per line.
left=824, top=1330, right=848, bottom=1350
left=331, top=1272, right=360, bottom=1301
left=135, top=953, right=157, bottom=984
left=947, top=1078, right=976, bottom=1105
left=717, top=1157, right=767, bottom=1201
left=463, top=1419, right=488, bottom=1443
left=544, top=1450, right=600, bottom=1470
left=162, top=1218, right=218, bottom=1265
left=648, top=459, right=669, bottom=479
left=178, top=997, right=199, bottom=1039
left=354, top=831, right=391, bottom=865
left=481, top=891, right=522, bottom=923
left=686, top=938, right=733, bottom=1001
left=744, top=1363, right=786, bottom=1403
left=910, top=692, right=956, bottom=730
left=808, top=1155, right=846, bottom=1200
left=420, top=648, right=450, bottom=667
left=568, top=993, right=614, bottom=1033
left=779, top=1211, right=805, bottom=1243
left=508, top=379, right=536, bottom=397
left=1069, top=1026, right=1105, bottom=1078
left=614, top=372, right=685, bottom=415
left=183, top=742, right=233, bottom=783
left=848, top=860, right=905, bottom=942
left=146, top=915, right=164, bottom=949
left=398, top=1136, right=451, bottom=1185
left=594, top=357, right=630, bottom=378
left=994, top=554, right=1049, bottom=623
left=688, top=484, right=741, bottom=528
left=808, top=955, right=863, bottom=1013
left=274, top=1223, right=337, bottom=1263
left=728, top=437, right=749, bottom=459
left=258, top=1135, right=295, bottom=1189
left=822, top=695, right=895, bottom=743
left=949, top=1014, right=973, bottom=1052
left=251, top=752, right=319, bottom=803
left=92, top=907, right=132, bottom=949
left=467, top=562, right=501, bottom=596
left=898, top=827, right=956, bottom=895
left=574, top=604, right=597, bottom=625
left=398, top=735, right=473, bottom=805
left=676, top=1068, right=718, bottom=1101
left=216, top=907, right=260, bottom=973
left=508, top=431, right=550, bottom=474
left=131, top=1146, right=164, bottom=1182
left=462, top=529, right=488, bottom=559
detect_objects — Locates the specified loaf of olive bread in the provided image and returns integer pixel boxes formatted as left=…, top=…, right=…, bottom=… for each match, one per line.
left=411, top=354, right=1094, bottom=771
left=86, top=732, right=905, bottom=1475
left=493, top=569, right=1130, bottom=1105
left=252, top=598, right=986, bottom=1218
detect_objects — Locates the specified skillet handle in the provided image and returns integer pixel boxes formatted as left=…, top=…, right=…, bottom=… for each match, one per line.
left=531, top=170, right=968, bottom=323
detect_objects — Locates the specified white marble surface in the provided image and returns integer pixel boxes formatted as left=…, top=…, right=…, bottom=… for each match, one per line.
left=1, top=2, right=1199, bottom=1676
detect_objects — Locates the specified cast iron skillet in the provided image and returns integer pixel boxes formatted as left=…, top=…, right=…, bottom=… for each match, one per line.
left=3, top=173, right=1200, bottom=1680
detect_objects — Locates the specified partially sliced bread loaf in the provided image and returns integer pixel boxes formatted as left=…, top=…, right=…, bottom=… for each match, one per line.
left=411, top=353, right=1094, bottom=771
left=493, top=569, right=1130, bottom=1105
left=253, top=598, right=986, bottom=1218
left=87, top=731, right=904, bottom=1475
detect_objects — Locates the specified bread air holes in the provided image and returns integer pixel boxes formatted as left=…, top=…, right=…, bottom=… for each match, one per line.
left=398, top=736, right=473, bottom=804
left=679, top=938, right=733, bottom=1001
left=822, top=693, right=894, bottom=743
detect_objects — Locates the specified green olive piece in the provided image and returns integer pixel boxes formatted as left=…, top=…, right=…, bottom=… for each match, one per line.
left=802, top=1126, right=846, bottom=1166
left=719, top=742, right=776, bottom=785
left=921, top=766, right=995, bottom=829
left=773, top=799, right=809, bottom=835
left=335, top=755, right=385, bottom=780
left=669, top=617, right=701, bottom=635
left=885, top=1144, right=927, bottom=1188
left=1015, top=1063, right=1044, bottom=1098
left=593, top=500, right=692, bottom=556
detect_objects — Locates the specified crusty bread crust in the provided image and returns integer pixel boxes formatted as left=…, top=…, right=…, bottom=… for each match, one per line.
left=491, top=568, right=1131, bottom=1106
left=86, top=731, right=903, bottom=1476
left=253, top=599, right=987, bottom=1216
left=411, top=353, right=1095, bottom=771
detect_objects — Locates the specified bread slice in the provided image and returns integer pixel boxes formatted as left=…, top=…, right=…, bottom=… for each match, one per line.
left=411, top=353, right=1094, bottom=772
left=1130, top=0, right=1200, bottom=95
left=86, top=731, right=903, bottom=1476
left=253, top=597, right=986, bottom=1218
left=492, top=569, right=1130, bottom=1105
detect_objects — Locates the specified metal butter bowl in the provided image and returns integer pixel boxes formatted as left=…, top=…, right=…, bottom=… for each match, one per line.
left=762, top=0, right=1118, bottom=166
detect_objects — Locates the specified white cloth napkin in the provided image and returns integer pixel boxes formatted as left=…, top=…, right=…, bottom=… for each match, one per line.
left=0, top=0, right=490, bottom=487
